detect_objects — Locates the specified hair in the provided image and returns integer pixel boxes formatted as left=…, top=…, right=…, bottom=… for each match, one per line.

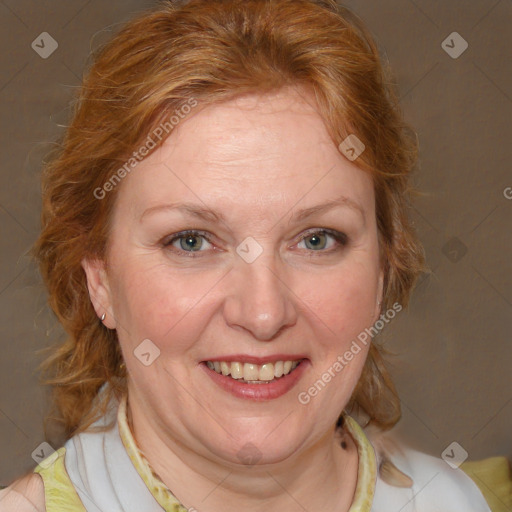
left=33, top=0, right=427, bottom=441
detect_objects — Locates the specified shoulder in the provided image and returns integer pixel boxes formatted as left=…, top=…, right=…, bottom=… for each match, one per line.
left=0, top=472, right=46, bottom=512
left=366, top=428, right=492, bottom=511
left=389, top=448, right=491, bottom=510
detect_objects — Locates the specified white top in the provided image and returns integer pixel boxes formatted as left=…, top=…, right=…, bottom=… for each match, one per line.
left=6, top=390, right=492, bottom=512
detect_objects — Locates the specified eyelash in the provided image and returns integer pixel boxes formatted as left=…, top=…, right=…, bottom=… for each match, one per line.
left=162, top=228, right=348, bottom=257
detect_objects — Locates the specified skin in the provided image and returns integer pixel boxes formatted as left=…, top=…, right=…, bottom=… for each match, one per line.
left=82, top=86, right=384, bottom=512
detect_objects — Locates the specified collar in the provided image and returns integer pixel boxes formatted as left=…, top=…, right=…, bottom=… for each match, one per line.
left=117, top=394, right=377, bottom=511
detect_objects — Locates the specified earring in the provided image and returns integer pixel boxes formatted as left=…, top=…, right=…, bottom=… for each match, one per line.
left=100, top=312, right=106, bottom=322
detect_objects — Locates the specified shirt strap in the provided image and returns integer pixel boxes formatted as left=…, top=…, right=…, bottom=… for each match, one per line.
left=33, top=446, right=86, bottom=512
left=343, top=415, right=378, bottom=512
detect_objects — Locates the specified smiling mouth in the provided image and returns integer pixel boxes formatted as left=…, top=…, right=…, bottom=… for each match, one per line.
left=204, top=360, right=304, bottom=384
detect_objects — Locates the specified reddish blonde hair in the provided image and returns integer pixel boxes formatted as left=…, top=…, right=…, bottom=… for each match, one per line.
left=33, top=0, right=426, bottom=441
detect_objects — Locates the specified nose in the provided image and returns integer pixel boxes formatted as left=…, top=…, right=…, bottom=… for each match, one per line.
left=222, top=249, right=298, bottom=341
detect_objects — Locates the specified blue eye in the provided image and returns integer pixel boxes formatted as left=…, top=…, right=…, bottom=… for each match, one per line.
left=297, top=229, right=348, bottom=252
left=164, top=230, right=213, bottom=254
left=163, top=228, right=347, bottom=257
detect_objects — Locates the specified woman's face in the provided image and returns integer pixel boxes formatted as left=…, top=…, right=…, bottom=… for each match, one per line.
left=84, top=87, right=383, bottom=465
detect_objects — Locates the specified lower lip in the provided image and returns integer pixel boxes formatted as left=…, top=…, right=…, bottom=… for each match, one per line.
left=201, top=361, right=309, bottom=401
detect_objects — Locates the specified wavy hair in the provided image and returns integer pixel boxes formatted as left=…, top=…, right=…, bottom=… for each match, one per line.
left=33, top=0, right=427, bottom=441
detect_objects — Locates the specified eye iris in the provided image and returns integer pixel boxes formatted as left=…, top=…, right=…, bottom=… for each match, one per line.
left=173, top=231, right=337, bottom=253
left=181, top=234, right=202, bottom=251
left=305, top=233, right=326, bottom=250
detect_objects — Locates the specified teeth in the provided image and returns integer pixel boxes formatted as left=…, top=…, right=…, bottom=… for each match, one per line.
left=259, top=363, right=275, bottom=381
left=205, top=359, right=301, bottom=382
left=244, top=363, right=259, bottom=381
left=231, top=362, right=243, bottom=379
left=220, top=361, right=230, bottom=376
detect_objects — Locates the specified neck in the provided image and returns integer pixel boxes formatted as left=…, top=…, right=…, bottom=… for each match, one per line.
left=126, top=394, right=359, bottom=512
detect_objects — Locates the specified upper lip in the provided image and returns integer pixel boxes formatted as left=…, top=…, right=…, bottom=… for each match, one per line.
left=203, top=354, right=308, bottom=365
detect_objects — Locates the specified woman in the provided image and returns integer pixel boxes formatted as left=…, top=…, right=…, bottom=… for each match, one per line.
left=0, top=0, right=499, bottom=510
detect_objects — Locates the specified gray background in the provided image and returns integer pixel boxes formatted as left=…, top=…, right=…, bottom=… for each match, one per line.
left=0, top=0, right=510, bottom=486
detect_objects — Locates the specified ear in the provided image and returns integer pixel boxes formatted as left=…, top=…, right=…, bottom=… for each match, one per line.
left=81, top=258, right=117, bottom=329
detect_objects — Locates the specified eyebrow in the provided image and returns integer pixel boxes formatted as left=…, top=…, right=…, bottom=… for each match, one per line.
left=140, top=194, right=365, bottom=225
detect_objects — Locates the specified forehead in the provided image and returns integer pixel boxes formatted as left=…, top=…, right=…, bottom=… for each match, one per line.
left=166, top=88, right=336, bottom=170
left=113, top=87, right=374, bottom=222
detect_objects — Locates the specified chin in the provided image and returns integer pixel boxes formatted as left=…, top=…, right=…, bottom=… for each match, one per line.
left=203, top=421, right=307, bottom=467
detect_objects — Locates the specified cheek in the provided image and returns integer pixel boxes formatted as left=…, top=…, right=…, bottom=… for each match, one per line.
left=110, top=260, right=219, bottom=353
left=295, top=259, right=378, bottom=343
